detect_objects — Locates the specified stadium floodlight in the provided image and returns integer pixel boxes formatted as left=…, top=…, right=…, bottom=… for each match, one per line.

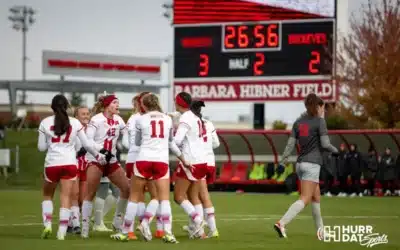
left=8, top=5, right=36, bottom=104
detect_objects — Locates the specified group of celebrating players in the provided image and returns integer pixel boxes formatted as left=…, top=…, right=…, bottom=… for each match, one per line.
left=37, top=91, right=220, bottom=243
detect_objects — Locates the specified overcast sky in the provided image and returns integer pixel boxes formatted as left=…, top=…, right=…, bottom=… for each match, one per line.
left=0, top=0, right=368, bottom=123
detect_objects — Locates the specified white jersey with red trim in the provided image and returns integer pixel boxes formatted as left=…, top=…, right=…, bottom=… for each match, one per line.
left=125, top=113, right=141, bottom=163
left=85, top=113, right=126, bottom=163
left=38, top=116, right=84, bottom=167
left=202, top=119, right=220, bottom=166
left=175, top=111, right=206, bottom=165
left=135, top=111, right=174, bottom=164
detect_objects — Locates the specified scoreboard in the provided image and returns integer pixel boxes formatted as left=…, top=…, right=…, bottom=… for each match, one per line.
left=173, top=0, right=337, bottom=102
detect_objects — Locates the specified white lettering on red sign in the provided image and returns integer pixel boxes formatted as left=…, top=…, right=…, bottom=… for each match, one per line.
left=174, top=81, right=335, bottom=101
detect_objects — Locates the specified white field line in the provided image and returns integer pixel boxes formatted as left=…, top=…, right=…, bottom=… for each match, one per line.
left=0, top=215, right=398, bottom=227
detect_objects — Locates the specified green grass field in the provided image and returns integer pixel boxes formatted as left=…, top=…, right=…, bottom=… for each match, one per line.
left=0, top=190, right=399, bottom=250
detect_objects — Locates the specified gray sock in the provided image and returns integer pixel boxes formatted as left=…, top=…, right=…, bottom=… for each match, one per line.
left=279, top=200, right=305, bottom=226
left=311, top=202, right=323, bottom=230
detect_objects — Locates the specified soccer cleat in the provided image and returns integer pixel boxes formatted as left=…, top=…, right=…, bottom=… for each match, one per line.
left=155, top=230, right=165, bottom=238
left=128, top=232, right=138, bottom=240
left=182, top=225, right=190, bottom=232
left=110, top=232, right=129, bottom=242
left=93, top=222, right=112, bottom=232
left=81, top=222, right=89, bottom=239
left=208, top=230, right=219, bottom=238
left=138, top=223, right=152, bottom=241
left=189, top=221, right=205, bottom=239
left=163, top=234, right=179, bottom=244
left=41, top=226, right=52, bottom=239
left=73, top=226, right=81, bottom=235
left=57, top=230, right=65, bottom=240
left=274, top=222, right=287, bottom=238
left=67, top=226, right=73, bottom=233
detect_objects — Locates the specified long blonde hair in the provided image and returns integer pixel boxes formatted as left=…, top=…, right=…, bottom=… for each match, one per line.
left=132, top=95, right=140, bottom=114
left=142, top=94, right=163, bottom=112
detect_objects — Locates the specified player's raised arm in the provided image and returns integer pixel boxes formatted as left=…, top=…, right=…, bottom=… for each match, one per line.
left=174, top=121, right=190, bottom=147
left=37, top=122, right=48, bottom=152
left=76, top=126, right=106, bottom=165
left=85, top=119, right=103, bottom=152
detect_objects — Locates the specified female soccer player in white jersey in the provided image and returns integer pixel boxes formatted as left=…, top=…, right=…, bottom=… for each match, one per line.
left=111, top=93, right=186, bottom=243
left=66, top=105, right=91, bottom=234
left=173, top=92, right=208, bottom=238
left=274, top=93, right=338, bottom=239
left=38, top=95, right=107, bottom=240
left=183, top=100, right=220, bottom=238
left=81, top=94, right=131, bottom=238
left=122, top=92, right=163, bottom=240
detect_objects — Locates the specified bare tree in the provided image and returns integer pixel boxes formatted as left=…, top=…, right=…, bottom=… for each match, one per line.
left=336, top=0, right=400, bottom=128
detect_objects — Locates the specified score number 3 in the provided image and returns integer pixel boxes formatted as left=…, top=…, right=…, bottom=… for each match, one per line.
left=199, top=54, right=209, bottom=77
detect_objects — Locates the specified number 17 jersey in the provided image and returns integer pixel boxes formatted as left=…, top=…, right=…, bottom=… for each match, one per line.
left=38, top=116, right=84, bottom=167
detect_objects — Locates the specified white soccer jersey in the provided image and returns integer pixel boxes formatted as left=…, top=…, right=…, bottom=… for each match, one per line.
left=135, top=111, right=179, bottom=164
left=38, top=116, right=86, bottom=167
left=123, top=113, right=141, bottom=163
left=174, top=111, right=206, bottom=165
left=203, top=119, right=220, bottom=166
left=85, top=113, right=126, bottom=163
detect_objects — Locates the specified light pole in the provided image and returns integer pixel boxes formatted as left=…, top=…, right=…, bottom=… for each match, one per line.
left=8, top=5, right=36, bottom=104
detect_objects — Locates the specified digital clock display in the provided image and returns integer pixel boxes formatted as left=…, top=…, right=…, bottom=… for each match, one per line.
left=174, top=20, right=334, bottom=79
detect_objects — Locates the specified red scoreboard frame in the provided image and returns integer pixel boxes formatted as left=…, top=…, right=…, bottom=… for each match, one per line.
left=173, top=0, right=337, bottom=102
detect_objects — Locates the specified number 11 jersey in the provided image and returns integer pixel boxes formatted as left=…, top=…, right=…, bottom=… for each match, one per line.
left=135, top=111, right=174, bottom=164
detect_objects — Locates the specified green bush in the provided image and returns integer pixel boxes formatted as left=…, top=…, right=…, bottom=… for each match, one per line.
left=272, top=120, right=287, bottom=130
left=325, top=114, right=349, bottom=130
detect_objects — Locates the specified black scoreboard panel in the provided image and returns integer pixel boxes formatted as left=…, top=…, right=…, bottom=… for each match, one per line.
left=174, top=20, right=334, bottom=79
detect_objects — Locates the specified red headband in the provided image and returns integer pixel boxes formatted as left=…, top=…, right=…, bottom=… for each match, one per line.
left=175, top=95, right=189, bottom=108
left=102, top=95, right=117, bottom=107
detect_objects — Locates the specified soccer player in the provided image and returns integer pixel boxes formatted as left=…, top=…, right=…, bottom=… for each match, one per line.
left=111, top=93, right=185, bottom=243
left=66, top=105, right=91, bottom=234
left=81, top=94, right=130, bottom=238
left=184, top=100, right=220, bottom=238
left=38, top=95, right=107, bottom=240
left=274, top=93, right=338, bottom=238
left=173, top=92, right=208, bottom=238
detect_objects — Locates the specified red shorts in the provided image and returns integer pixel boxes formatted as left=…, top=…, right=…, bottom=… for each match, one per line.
left=88, top=161, right=121, bottom=177
left=176, top=163, right=208, bottom=181
left=77, top=157, right=88, bottom=181
left=79, top=170, right=87, bottom=182
left=134, top=161, right=169, bottom=180
left=125, top=162, right=134, bottom=179
left=205, top=166, right=216, bottom=184
left=44, top=165, right=78, bottom=183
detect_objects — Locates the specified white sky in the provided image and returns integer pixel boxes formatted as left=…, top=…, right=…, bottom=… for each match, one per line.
left=0, top=0, right=367, bottom=123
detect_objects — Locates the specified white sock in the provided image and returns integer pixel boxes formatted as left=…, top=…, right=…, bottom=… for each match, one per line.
left=122, top=201, right=138, bottom=234
left=160, top=200, right=172, bottom=234
left=204, top=207, right=217, bottom=232
left=71, top=206, right=80, bottom=228
left=137, top=202, right=146, bottom=223
left=81, top=200, right=93, bottom=228
left=156, top=205, right=163, bottom=231
left=194, top=204, right=204, bottom=220
left=311, top=202, right=323, bottom=231
left=103, top=194, right=117, bottom=217
left=180, top=200, right=201, bottom=224
left=279, top=200, right=305, bottom=226
left=58, top=208, right=70, bottom=237
left=42, top=200, right=53, bottom=228
left=94, top=197, right=105, bottom=226
left=143, top=199, right=159, bottom=224
left=113, top=198, right=128, bottom=229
